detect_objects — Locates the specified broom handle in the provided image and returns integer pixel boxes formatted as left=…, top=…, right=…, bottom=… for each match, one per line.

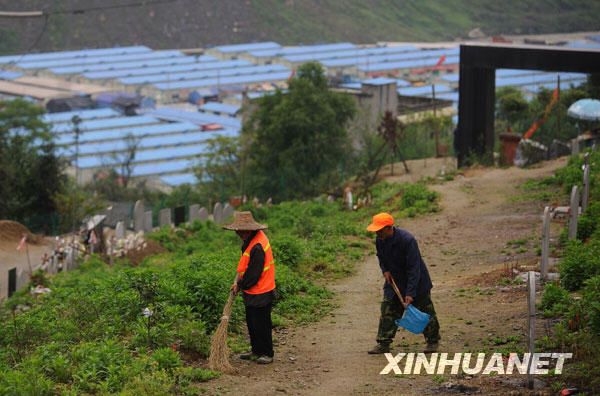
left=390, top=278, right=406, bottom=306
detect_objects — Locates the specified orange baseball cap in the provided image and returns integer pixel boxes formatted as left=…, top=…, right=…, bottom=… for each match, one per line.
left=366, top=212, right=394, bottom=232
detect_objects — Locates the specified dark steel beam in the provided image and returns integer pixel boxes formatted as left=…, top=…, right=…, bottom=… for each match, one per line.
left=457, top=43, right=600, bottom=167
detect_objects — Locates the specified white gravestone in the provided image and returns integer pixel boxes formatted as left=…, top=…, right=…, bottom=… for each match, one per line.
left=568, top=185, right=579, bottom=240
left=159, top=208, right=172, bottom=227
left=213, top=202, right=223, bottom=224
left=134, top=200, right=144, bottom=233
left=144, top=211, right=153, bottom=233
left=222, top=203, right=234, bottom=223
left=115, top=221, right=125, bottom=239
left=189, top=204, right=200, bottom=222
left=198, top=207, right=208, bottom=222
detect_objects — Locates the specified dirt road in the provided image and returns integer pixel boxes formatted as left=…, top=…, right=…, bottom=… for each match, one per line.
left=202, top=157, right=567, bottom=396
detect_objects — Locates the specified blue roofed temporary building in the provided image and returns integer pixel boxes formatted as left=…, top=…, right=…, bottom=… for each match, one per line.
left=206, top=42, right=281, bottom=60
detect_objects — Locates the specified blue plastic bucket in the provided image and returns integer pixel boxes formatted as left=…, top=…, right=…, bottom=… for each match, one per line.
left=395, top=305, right=431, bottom=334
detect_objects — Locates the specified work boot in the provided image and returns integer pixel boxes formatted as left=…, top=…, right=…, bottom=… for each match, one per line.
left=367, top=343, right=390, bottom=354
left=256, top=355, right=273, bottom=364
left=424, top=341, right=438, bottom=353
left=239, top=352, right=256, bottom=360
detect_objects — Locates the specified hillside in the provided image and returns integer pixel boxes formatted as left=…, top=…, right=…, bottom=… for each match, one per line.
left=0, top=0, right=599, bottom=54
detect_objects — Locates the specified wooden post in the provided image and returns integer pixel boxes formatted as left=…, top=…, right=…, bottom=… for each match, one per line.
left=568, top=185, right=579, bottom=240
left=527, top=271, right=536, bottom=390
left=582, top=165, right=590, bottom=213
left=541, top=207, right=551, bottom=282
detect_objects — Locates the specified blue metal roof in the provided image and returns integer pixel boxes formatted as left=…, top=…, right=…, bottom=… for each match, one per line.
left=339, top=83, right=362, bottom=89
left=119, top=64, right=288, bottom=85
left=435, top=92, right=459, bottom=103
left=50, top=55, right=197, bottom=75
left=18, top=50, right=185, bottom=70
left=83, top=59, right=252, bottom=80
left=42, top=108, right=120, bottom=124
left=150, top=107, right=242, bottom=129
left=71, top=130, right=219, bottom=156
left=495, top=72, right=586, bottom=88
left=0, top=46, right=151, bottom=65
left=77, top=142, right=208, bottom=168
left=131, top=159, right=195, bottom=176
left=214, top=42, right=281, bottom=53
left=160, top=173, right=198, bottom=186
left=52, top=115, right=159, bottom=134
left=284, top=45, right=418, bottom=63
left=357, top=55, right=460, bottom=72
left=56, top=121, right=203, bottom=145
left=397, top=84, right=453, bottom=97
left=153, top=71, right=291, bottom=90
left=362, top=77, right=398, bottom=86
left=564, top=42, right=600, bottom=49
left=0, top=69, right=23, bottom=80
left=324, top=47, right=459, bottom=69
left=587, top=35, right=600, bottom=43
left=249, top=43, right=356, bottom=58
left=199, top=102, right=240, bottom=115
left=521, top=79, right=587, bottom=94
left=233, top=90, right=286, bottom=100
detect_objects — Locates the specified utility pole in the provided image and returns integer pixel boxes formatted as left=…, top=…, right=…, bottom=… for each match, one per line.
left=71, top=115, right=82, bottom=235
left=432, top=85, right=439, bottom=157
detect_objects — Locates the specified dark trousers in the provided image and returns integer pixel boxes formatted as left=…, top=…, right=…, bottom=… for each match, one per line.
left=376, top=292, right=440, bottom=345
left=245, top=303, right=274, bottom=357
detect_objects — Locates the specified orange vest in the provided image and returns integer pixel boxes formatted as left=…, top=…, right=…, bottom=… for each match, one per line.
left=237, top=230, right=275, bottom=295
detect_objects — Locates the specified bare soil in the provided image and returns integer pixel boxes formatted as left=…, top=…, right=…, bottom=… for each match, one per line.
left=200, top=156, right=568, bottom=396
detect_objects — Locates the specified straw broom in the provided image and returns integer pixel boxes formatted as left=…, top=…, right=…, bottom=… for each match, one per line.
left=208, top=291, right=236, bottom=373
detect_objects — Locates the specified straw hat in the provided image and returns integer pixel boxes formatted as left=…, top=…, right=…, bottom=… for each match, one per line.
left=221, top=211, right=268, bottom=231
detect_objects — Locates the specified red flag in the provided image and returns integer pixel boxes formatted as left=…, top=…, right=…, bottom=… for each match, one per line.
left=89, top=230, right=97, bottom=244
left=16, top=235, right=26, bottom=251
left=287, top=67, right=295, bottom=81
left=523, top=84, right=559, bottom=139
left=433, top=54, right=446, bottom=69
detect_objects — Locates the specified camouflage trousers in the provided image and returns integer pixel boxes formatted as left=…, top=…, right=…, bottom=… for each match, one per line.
left=376, top=292, right=440, bottom=345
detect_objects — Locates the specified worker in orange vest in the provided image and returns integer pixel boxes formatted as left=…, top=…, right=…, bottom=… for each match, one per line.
left=223, top=211, right=276, bottom=364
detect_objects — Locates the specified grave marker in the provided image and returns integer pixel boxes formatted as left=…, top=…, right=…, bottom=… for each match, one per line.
left=568, top=185, right=579, bottom=239
left=213, top=202, right=223, bottom=224
left=159, top=208, right=172, bottom=227
left=144, top=211, right=153, bottom=233
left=222, top=203, right=234, bottom=223
left=571, top=138, right=579, bottom=155
left=198, top=207, right=208, bottom=222
left=115, top=221, right=125, bottom=239
left=189, top=204, right=200, bottom=222
left=582, top=165, right=590, bottom=213
left=133, top=200, right=144, bottom=233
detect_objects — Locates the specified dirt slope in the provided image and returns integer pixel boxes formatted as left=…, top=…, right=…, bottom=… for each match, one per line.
left=201, top=157, right=567, bottom=396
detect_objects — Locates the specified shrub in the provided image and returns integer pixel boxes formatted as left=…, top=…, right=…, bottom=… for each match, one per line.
left=540, top=283, right=570, bottom=316
left=273, top=234, right=304, bottom=269
left=577, top=201, right=600, bottom=241
left=559, top=239, right=600, bottom=291
left=581, top=276, right=600, bottom=337
left=152, top=348, right=182, bottom=374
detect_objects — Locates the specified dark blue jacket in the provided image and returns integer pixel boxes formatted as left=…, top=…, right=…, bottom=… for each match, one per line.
left=376, top=227, right=433, bottom=300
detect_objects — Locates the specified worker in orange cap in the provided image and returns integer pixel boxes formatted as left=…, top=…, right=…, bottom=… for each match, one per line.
left=366, top=212, right=440, bottom=354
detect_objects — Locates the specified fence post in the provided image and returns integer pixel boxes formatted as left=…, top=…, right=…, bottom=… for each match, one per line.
left=568, top=185, right=579, bottom=240
left=541, top=206, right=550, bottom=282
left=582, top=162, right=590, bottom=214
left=527, top=271, right=536, bottom=390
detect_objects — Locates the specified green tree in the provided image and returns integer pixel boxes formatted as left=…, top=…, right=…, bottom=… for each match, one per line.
left=243, top=62, right=356, bottom=200
left=194, top=135, right=241, bottom=204
left=0, top=99, right=66, bottom=229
